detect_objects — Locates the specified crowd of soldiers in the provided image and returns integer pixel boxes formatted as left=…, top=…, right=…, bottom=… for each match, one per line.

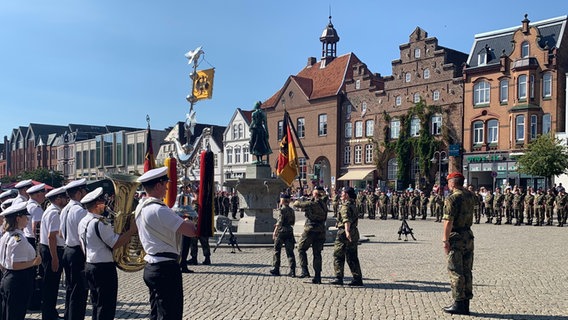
left=214, top=191, right=241, bottom=219
left=328, top=183, right=568, bottom=227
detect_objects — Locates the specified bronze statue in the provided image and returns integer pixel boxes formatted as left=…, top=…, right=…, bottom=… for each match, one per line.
left=249, top=101, right=272, bottom=163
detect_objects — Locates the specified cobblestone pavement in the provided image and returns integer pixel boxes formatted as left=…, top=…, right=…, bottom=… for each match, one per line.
left=27, top=216, right=568, bottom=319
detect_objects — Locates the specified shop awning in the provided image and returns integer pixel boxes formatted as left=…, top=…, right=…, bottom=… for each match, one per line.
left=337, top=169, right=375, bottom=181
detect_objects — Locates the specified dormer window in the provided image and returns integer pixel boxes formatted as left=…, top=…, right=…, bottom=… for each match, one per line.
left=414, top=48, right=421, bottom=58
left=478, top=52, right=487, bottom=66
left=521, top=41, right=530, bottom=58
left=355, top=79, right=361, bottom=90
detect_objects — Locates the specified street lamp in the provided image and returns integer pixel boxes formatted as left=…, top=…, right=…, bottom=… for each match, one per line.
left=431, top=151, right=448, bottom=186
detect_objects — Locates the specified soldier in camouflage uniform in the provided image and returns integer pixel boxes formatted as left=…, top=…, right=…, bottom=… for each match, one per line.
left=524, top=187, right=534, bottom=225
left=553, top=189, right=567, bottom=227
left=428, top=191, right=436, bottom=218
left=469, top=186, right=482, bottom=224
left=409, top=191, right=420, bottom=220
left=269, top=194, right=296, bottom=277
left=378, top=191, right=389, bottom=220
left=356, top=191, right=366, bottom=219
left=330, top=187, right=363, bottom=286
left=493, top=188, right=504, bottom=225
left=434, top=190, right=444, bottom=223
left=503, top=188, right=513, bottom=224
left=544, top=189, right=556, bottom=226
left=483, top=189, right=494, bottom=224
left=512, top=188, right=524, bottom=226
left=399, top=192, right=409, bottom=220
left=390, top=192, right=399, bottom=219
left=534, top=189, right=545, bottom=226
left=331, top=191, right=341, bottom=219
left=292, top=187, right=328, bottom=284
left=442, top=172, right=475, bottom=315
left=367, top=191, right=378, bottom=219
left=420, top=192, right=428, bottom=220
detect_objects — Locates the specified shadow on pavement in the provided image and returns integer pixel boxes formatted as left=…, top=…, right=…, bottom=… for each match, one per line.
left=471, top=313, right=568, bottom=319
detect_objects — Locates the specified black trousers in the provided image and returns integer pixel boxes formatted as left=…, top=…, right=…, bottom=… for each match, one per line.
left=190, top=236, right=211, bottom=259
left=143, top=261, right=183, bottom=320
left=85, top=262, right=118, bottom=320
left=1, top=268, right=34, bottom=320
left=179, top=236, right=191, bottom=267
left=39, top=244, right=63, bottom=320
left=62, top=246, right=88, bottom=320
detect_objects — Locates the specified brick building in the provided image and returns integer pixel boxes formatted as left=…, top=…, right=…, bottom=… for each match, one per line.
left=462, top=15, right=568, bottom=190
left=374, top=27, right=467, bottom=191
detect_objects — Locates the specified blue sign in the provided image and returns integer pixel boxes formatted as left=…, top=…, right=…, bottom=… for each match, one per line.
left=449, top=144, right=461, bottom=157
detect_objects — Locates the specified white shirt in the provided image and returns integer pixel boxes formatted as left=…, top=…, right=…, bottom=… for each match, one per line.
left=0, top=230, right=36, bottom=270
left=60, top=199, right=87, bottom=247
left=135, top=199, right=183, bottom=264
left=12, top=194, right=28, bottom=206
left=25, top=199, right=43, bottom=238
left=78, top=212, right=118, bottom=263
left=39, top=204, right=65, bottom=247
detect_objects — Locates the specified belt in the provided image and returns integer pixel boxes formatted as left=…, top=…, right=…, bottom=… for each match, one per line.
left=40, top=244, right=65, bottom=249
left=452, top=227, right=471, bottom=232
left=149, top=252, right=179, bottom=260
left=65, top=245, right=82, bottom=249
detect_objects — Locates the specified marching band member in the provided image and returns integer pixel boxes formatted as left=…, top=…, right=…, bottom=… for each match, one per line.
left=135, top=167, right=198, bottom=320
left=0, top=202, right=42, bottom=320
left=78, top=187, right=137, bottom=320
left=60, top=179, right=89, bottom=320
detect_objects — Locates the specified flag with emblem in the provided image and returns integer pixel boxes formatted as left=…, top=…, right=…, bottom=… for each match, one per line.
left=193, top=68, right=215, bottom=101
left=143, top=126, right=156, bottom=173
left=276, top=111, right=299, bottom=186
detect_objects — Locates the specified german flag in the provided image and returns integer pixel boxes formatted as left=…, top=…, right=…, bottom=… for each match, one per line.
left=143, top=127, right=156, bottom=173
left=276, top=111, right=298, bottom=186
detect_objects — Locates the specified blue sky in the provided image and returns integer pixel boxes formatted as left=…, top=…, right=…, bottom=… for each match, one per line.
left=1, top=1, right=567, bottom=138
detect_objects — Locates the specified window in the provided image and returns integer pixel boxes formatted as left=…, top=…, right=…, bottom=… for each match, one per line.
left=361, top=102, right=367, bottom=115
left=346, top=103, right=352, bottom=115
left=343, top=146, right=351, bottom=164
left=355, top=79, right=361, bottom=90
left=414, top=48, right=421, bottom=58
left=82, top=150, right=88, bottom=169
left=518, top=75, right=527, bottom=100
left=235, top=147, right=241, bottom=163
left=410, top=116, right=420, bottom=137
left=355, top=121, right=363, bottom=138
left=365, top=120, right=374, bottom=137
left=243, top=146, right=249, bottom=163
left=345, top=122, right=352, bottom=138
left=232, top=125, right=238, bottom=140
left=115, top=133, right=123, bottom=166
left=410, top=158, right=419, bottom=179
left=390, top=119, right=400, bottom=139
left=500, top=79, right=509, bottom=103
left=433, top=90, right=440, bottom=101
left=423, top=69, right=430, bottom=79
left=474, top=81, right=490, bottom=105
left=431, top=114, right=442, bottom=135
left=136, top=142, right=144, bottom=165
left=297, top=118, right=305, bottom=138
left=478, top=52, right=487, bottom=65
left=90, top=149, right=96, bottom=168
left=226, top=148, right=233, bottom=164
left=395, top=96, right=402, bottom=106
left=354, top=145, right=362, bottom=164
left=543, top=72, right=552, bottom=97
left=488, top=119, right=498, bottom=143
left=413, top=93, right=420, bottom=103
left=530, top=75, right=535, bottom=99
left=405, top=72, right=411, bottom=83
left=299, top=157, right=307, bottom=180
left=543, top=114, right=551, bottom=134
left=530, top=115, right=538, bottom=140
left=318, top=114, right=327, bottom=136
left=127, top=144, right=134, bottom=166
left=103, top=133, right=113, bottom=167
left=238, top=124, right=243, bottom=139
left=473, top=121, right=484, bottom=144
left=365, top=144, right=373, bottom=163
left=76, top=151, right=81, bottom=170
left=95, top=136, right=102, bottom=167
left=277, top=121, right=284, bottom=140
left=521, top=41, right=530, bottom=58
left=387, top=158, right=398, bottom=180
left=516, top=115, right=525, bottom=142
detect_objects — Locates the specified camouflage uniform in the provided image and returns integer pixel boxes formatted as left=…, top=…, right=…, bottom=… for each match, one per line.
left=332, top=198, right=363, bottom=284
left=493, top=190, right=504, bottom=225
left=368, top=192, right=378, bottom=219
left=420, top=193, right=428, bottom=220
left=534, top=191, right=545, bottom=226
left=524, top=191, right=534, bottom=225
left=409, top=192, right=420, bottom=220
left=512, top=191, right=524, bottom=225
left=434, top=193, right=444, bottom=222
left=443, top=188, right=475, bottom=303
left=473, top=191, right=483, bottom=224
left=554, top=191, right=567, bottom=227
left=483, top=192, right=494, bottom=223
left=293, top=197, right=328, bottom=282
left=272, top=204, right=296, bottom=274
left=544, top=191, right=555, bottom=226
left=503, top=189, right=513, bottom=224
left=399, top=194, right=409, bottom=220
left=390, top=193, right=399, bottom=219
left=378, top=193, right=389, bottom=220
left=356, top=192, right=366, bottom=219
left=428, top=193, right=436, bottom=217
left=332, top=194, right=340, bottom=219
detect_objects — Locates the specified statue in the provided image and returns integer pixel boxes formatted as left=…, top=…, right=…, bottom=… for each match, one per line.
left=249, top=101, right=272, bottom=164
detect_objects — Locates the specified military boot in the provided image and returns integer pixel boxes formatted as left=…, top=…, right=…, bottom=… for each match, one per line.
left=187, top=258, right=198, bottom=265
left=311, top=272, right=321, bottom=284
left=348, top=278, right=364, bottom=286
left=202, top=257, right=211, bottom=265
left=443, top=300, right=469, bottom=315
left=330, top=277, right=343, bottom=285
left=269, top=268, right=280, bottom=276
left=298, top=268, right=310, bottom=278
left=287, top=268, right=295, bottom=277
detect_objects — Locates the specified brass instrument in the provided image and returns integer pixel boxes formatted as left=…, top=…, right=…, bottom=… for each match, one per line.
left=107, top=173, right=146, bottom=272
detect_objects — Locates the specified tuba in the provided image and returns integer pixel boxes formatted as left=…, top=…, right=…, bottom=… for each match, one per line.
left=107, top=173, right=146, bottom=272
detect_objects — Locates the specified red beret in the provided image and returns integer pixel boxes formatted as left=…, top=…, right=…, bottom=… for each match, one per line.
left=446, top=172, right=465, bottom=180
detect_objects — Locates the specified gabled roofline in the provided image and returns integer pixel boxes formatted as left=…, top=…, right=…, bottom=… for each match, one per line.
left=474, top=15, right=567, bottom=39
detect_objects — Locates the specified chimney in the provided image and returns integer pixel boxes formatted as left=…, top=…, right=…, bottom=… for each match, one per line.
left=307, top=57, right=317, bottom=67
left=522, top=14, right=530, bottom=34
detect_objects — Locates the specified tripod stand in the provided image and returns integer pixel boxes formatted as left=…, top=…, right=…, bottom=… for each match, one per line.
left=213, top=224, right=241, bottom=253
left=397, top=218, right=416, bottom=241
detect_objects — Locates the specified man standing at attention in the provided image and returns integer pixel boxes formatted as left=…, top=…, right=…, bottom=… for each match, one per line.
left=442, top=172, right=475, bottom=315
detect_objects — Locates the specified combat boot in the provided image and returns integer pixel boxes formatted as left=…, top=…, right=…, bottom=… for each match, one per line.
left=311, top=272, right=321, bottom=284
left=298, top=268, right=310, bottom=278
left=287, top=269, right=295, bottom=277
left=443, top=300, right=469, bottom=315
left=330, top=277, right=343, bottom=285
left=202, top=257, right=211, bottom=265
left=347, top=279, right=364, bottom=286
left=269, top=268, right=280, bottom=276
left=187, top=258, right=198, bottom=265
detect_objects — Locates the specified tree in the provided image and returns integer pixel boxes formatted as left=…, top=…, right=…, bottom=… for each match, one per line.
left=0, top=168, right=65, bottom=187
left=517, top=134, right=568, bottom=187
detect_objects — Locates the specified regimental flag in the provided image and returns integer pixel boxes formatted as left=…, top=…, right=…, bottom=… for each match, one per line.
left=143, top=128, right=156, bottom=173
left=193, top=68, right=215, bottom=101
left=276, top=111, right=299, bottom=186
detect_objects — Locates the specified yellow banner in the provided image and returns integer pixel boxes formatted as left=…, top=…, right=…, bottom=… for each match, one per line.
left=193, top=68, right=215, bottom=100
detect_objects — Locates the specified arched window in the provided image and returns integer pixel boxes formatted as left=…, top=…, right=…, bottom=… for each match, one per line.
left=238, top=124, right=243, bottom=139
left=423, top=69, right=430, bottom=79
left=234, top=146, right=241, bottom=163
left=410, top=157, right=420, bottom=179
left=499, top=79, right=509, bottom=103
left=516, top=115, right=525, bottom=142
left=433, top=90, right=440, bottom=101
left=431, top=114, right=442, bottom=135
left=488, top=119, right=498, bottom=143
left=474, top=81, right=490, bottom=105
left=232, top=125, right=238, bottom=140
left=543, top=72, right=552, bottom=98
left=387, top=158, right=398, bottom=180
left=390, top=119, right=401, bottom=139
left=405, top=73, right=411, bottom=83
left=518, top=75, right=527, bottom=100
left=521, top=41, right=530, bottom=58
left=530, top=115, right=538, bottom=140
left=413, top=93, right=420, bottom=103
left=410, top=116, right=420, bottom=137
left=395, top=96, right=402, bottom=106
left=473, top=121, right=484, bottom=145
